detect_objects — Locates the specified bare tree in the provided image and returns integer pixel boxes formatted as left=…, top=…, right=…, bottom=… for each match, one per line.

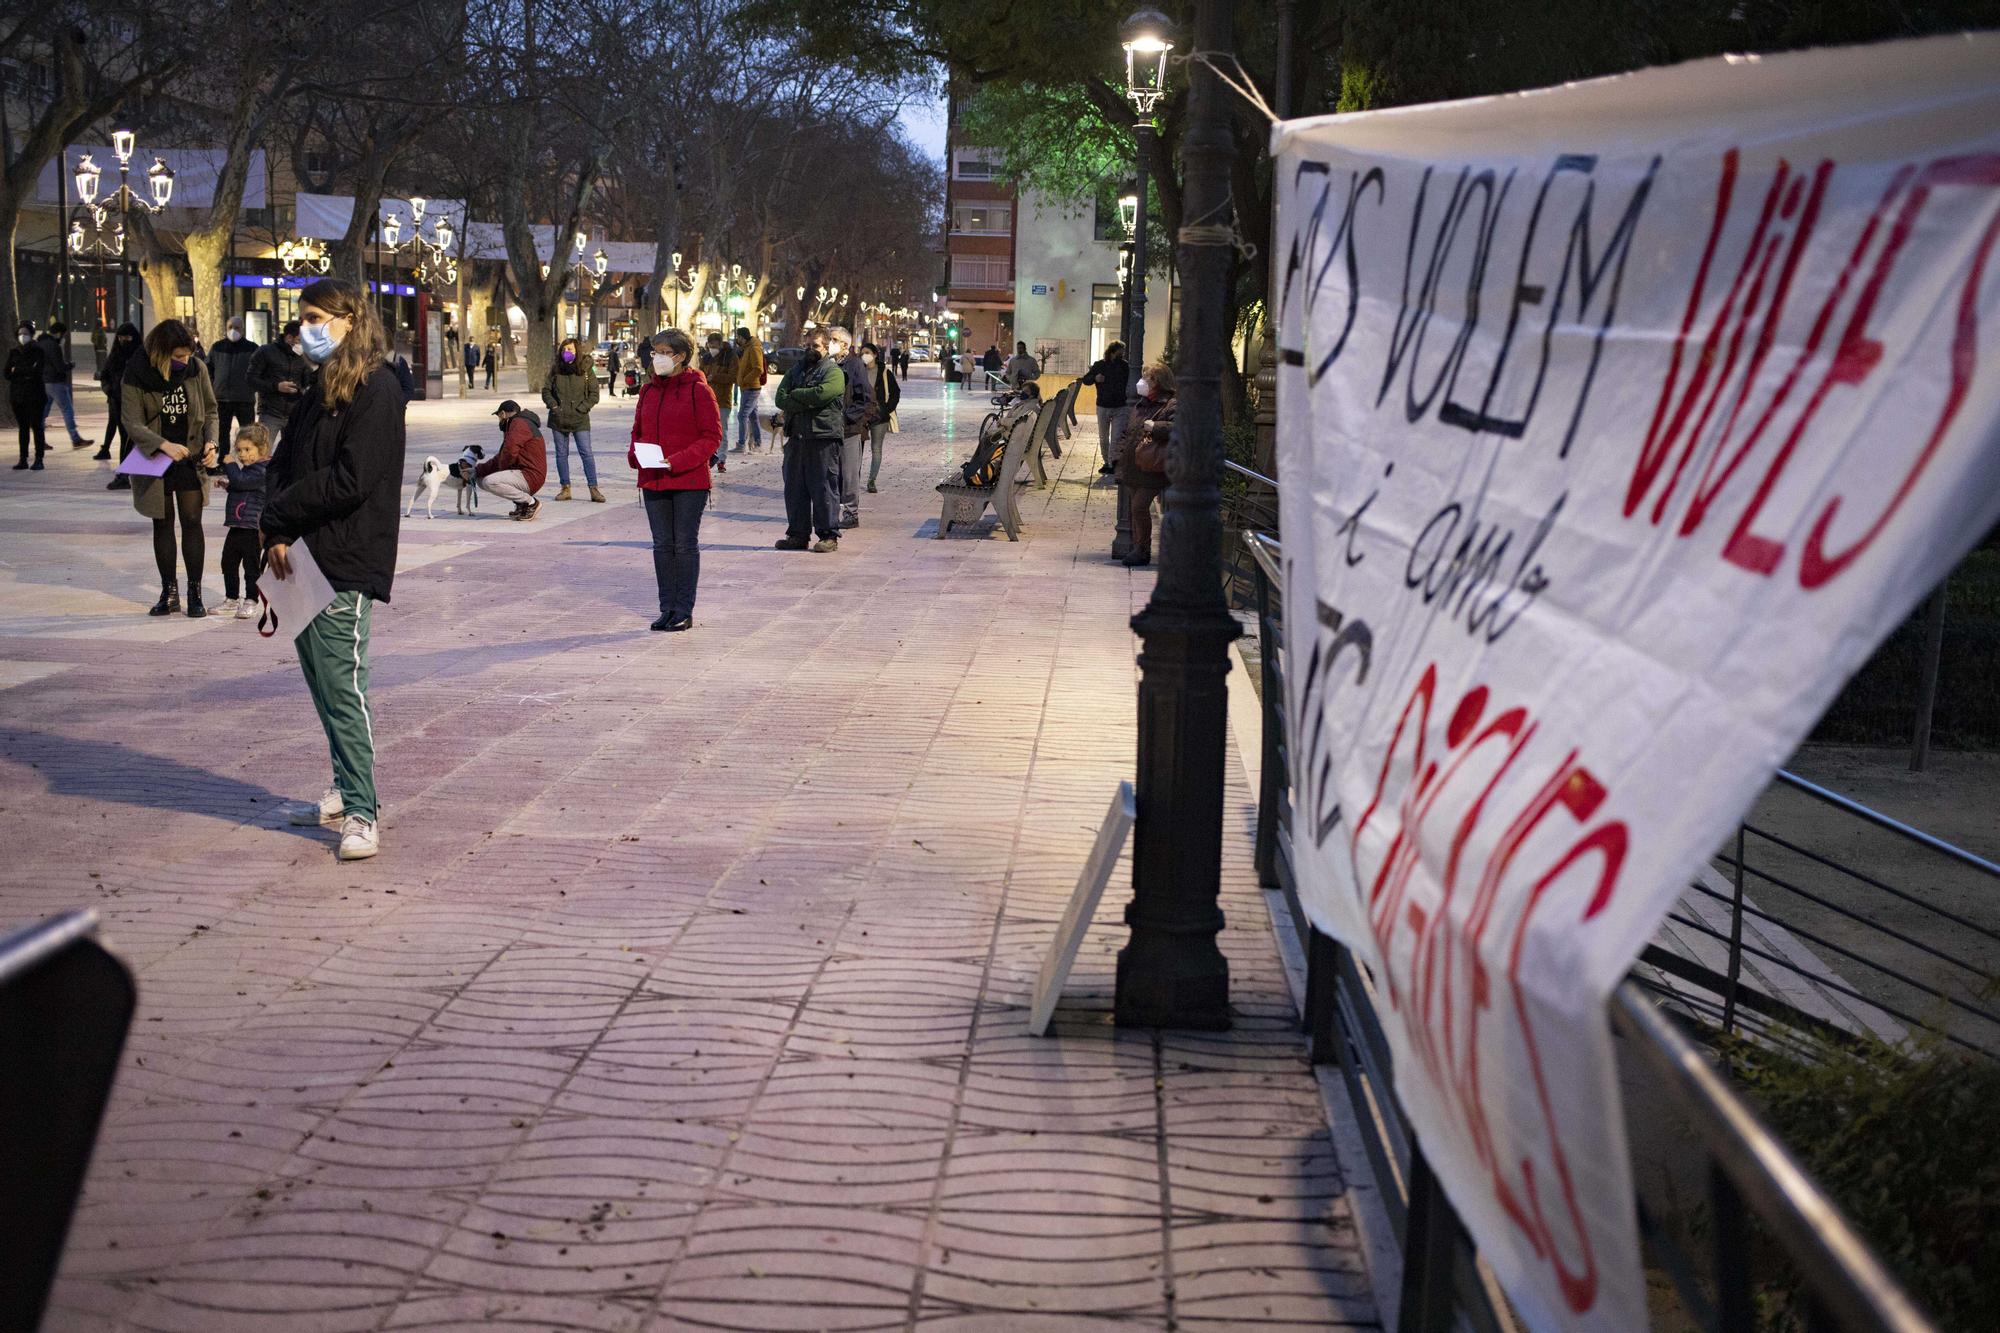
left=0, top=11, right=190, bottom=336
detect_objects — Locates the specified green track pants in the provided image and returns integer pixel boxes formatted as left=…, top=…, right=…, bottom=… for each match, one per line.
left=296, top=590, right=378, bottom=822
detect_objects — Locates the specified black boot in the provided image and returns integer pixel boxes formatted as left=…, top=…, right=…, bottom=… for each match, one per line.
left=149, top=583, right=180, bottom=616
left=107, top=475, right=130, bottom=490
left=185, top=585, right=206, bottom=618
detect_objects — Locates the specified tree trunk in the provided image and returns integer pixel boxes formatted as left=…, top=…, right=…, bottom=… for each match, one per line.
left=184, top=229, right=231, bottom=352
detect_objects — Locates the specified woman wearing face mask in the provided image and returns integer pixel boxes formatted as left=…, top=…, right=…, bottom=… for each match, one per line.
left=122, top=320, right=219, bottom=610
left=541, top=335, right=603, bottom=502
left=260, top=278, right=406, bottom=863
left=627, top=330, right=719, bottom=632
left=1118, top=362, right=1176, bottom=568
left=6, top=321, right=49, bottom=470
left=857, top=341, right=899, bottom=496
left=96, top=322, right=143, bottom=485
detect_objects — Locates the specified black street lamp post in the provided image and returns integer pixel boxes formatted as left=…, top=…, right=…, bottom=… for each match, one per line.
left=1111, top=10, right=1171, bottom=560
left=1114, top=0, right=1242, bottom=1031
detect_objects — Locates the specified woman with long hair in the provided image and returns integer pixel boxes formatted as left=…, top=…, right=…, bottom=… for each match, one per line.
left=121, top=319, right=219, bottom=610
left=260, top=278, right=406, bottom=862
left=97, top=322, right=143, bottom=486
left=627, top=329, right=718, bottom=631
left=541, top=334, right=602, bottom=501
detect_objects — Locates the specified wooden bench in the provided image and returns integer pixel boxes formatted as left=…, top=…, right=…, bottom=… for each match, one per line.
left=936, top=405, right=1040, bottom=540
left=1053, top=379, right=1079, bottom=453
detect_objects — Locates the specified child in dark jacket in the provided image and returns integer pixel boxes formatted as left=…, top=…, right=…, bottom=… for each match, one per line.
left=215, top=423, right=272, bottom=618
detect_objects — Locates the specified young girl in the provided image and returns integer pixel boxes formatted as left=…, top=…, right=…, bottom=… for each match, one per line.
left=215, top=423, right=271, bottom=618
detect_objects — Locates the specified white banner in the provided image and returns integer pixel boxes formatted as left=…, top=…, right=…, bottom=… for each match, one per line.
left=1272, top=33, right=2000, bottom=1331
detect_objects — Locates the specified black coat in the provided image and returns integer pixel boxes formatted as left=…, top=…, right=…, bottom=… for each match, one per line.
left=5, top=344, right=46, bottom=404
left=872, top=360, right=900, bottom=419
left=1082, top=355, right=1129, bottom=409
left=837, top=352, right=878, bottom=437
left=34, top=332, right=71, bottom=384
left=249, top=339, right=311, bottom=423
left=261, top=364, right=406, bottom=603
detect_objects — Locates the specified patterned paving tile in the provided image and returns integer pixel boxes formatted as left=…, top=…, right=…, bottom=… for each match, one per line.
left=8, top=373, right=1377, bottom=1330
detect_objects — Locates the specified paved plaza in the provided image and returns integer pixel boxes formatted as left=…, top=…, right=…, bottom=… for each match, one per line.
left=1, top=370, right=1379, bottom=1331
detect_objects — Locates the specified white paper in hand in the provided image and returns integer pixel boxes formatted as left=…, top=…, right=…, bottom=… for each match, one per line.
left=255, top=538, right=338, bottom=642
left=633, top=442, right=669, bottom=469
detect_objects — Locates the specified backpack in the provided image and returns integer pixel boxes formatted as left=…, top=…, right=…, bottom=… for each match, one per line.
left=960, top=419, right=1010, bottom=486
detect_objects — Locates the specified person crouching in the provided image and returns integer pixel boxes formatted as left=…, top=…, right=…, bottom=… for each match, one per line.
left=477, top=399, right=548, bottom=520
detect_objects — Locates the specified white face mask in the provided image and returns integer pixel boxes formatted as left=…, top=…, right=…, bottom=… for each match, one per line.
left=861, top=353, right=875, bottom=367
left=653, top=353, right=675, bottom=375
left=16, top=333, right=28, bottom=345
left=227, top=328, right=243, bottom=341
left=1135, top=377, right=1152, bottom=397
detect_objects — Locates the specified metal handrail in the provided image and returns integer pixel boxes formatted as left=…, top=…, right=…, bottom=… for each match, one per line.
left=1223, top=458, right=1278, bottom=489
left=1238, top=525, right=1942, bottom=1333
left=1771, top=770, right=2000, bottom=878
left=1611, top=985, right=1932, bottom=1332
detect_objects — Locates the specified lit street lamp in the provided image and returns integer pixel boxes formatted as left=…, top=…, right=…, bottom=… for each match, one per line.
left=566, top=230, right=609, bottom=342
left=278, top=235, right=331, bottom=276
left=1114, top=0, right=1241, bottom=1031
left=69, top=135, right=173, bottom=327
left=1112, top=9, right=1172, bottom=562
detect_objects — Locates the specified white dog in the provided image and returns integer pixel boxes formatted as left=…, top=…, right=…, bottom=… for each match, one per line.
left=408, top=445, right=486, bottom=518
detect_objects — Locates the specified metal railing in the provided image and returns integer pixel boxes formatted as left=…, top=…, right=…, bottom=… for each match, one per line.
left=1642, top=773, right=2000, bottom=1061
left=1239, top=527, right=1941, bottom=1333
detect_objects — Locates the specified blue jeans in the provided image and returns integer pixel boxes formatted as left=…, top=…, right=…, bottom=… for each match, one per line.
left=643, top=488, right=706, bottom=619
left=734, top=388, right=762, bottom=450
left=552, top=428, right=597, bottom=488
left=43, top=383, right=83, bottom=442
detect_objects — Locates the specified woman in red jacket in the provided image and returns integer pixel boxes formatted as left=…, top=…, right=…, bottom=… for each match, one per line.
left=628, top=329, right=719, bottom=631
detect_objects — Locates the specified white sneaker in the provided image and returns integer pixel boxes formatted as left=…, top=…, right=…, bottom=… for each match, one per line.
left=288, top=787, right=344, bottom=825
left=337, top=815, right=379, bottom=861
left=218, top=598, right=239, bottom=618
left=236, top=600, right=255, bottom=619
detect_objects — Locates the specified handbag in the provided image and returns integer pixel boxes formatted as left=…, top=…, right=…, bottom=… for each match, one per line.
left=1133, top=420, right=1168, bottom=474
left=888, top=410, right=900, bottom=434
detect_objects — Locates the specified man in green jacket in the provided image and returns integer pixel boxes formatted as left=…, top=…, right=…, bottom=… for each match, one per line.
left=771, top=327, right=845, bottom=552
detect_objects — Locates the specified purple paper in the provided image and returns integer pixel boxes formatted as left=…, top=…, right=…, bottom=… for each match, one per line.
left=115, top=449, right=175, bottom=478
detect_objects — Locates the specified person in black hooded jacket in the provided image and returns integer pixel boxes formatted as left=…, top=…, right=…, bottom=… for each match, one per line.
left=96, top=322, right=142, bottom=484
left=260, top=278, right=405, bottom=864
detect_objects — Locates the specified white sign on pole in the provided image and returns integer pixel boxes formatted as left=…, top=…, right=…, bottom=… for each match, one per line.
left=1271, top=33, right=2000, bottom=1332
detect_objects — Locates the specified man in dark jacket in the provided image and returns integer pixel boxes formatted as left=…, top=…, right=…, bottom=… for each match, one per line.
left=771, top=327, right=846, bottom=552
left=462, top=338, right=481, bottom=388
left=476, top=400, right=548, bottom=520
left=249, top=321, right=311, bottom=442
left=1081, top=340, right=1130, bottom=475
left=981, top=344, right=1002, bottom=374
left=36, top=322, right=91, bottom=447
left=830, top=328, right=876, bottom=529
left=208, top=316, right=259, bottom=464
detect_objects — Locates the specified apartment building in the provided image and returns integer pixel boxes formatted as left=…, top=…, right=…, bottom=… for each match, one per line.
left=1011, top=186, right=1176, bottom=378
left=941, top=95, right=1016, bottom=354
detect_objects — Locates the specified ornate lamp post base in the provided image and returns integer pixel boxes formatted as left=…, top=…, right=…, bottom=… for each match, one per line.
left=1114, top=599, right=1239, bottom=1030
